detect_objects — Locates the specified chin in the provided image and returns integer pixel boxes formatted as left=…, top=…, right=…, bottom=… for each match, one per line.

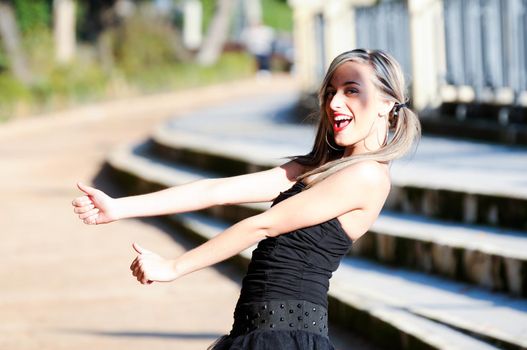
left=334, top=136, right=353, bottom=148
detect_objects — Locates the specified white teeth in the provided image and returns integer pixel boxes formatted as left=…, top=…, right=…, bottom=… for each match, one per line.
left=335, top=115, right=353, bottom=122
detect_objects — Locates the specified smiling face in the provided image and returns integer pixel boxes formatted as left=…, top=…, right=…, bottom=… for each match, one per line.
left=324, top=60, right=394, bottom=157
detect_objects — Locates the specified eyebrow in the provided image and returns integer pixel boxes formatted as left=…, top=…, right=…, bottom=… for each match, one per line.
left=327, top=81, right=361, bottom=88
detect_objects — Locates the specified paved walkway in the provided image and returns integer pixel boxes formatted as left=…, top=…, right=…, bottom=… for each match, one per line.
left=0, top=76, right=379, bottom=350
left=0, top=78, right=272, bottom=350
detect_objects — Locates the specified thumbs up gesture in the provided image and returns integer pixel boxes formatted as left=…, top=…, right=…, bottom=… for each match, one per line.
left=72, top=182, right=119, bottom=225
left=130, top=243, right=180, bottom=284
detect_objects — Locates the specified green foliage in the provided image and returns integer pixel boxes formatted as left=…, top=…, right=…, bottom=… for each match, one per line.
left=13, top=0, right=51, bottom=34
left=0, top=4, right=256, bottom=123
left=0, top=25, right=111, bottom=117
left=75, top=1, right=88, bottom=36
left=0, top=73, right=31, bottom=121
left=262, top=0, right=292, bottom=32
left=126, top=51, right=254, bottom=93
left=22, top=28, right=54, bottom=76
left=200, top=0, right=216, bottom=33
left=113, top=14, right=188, bottom=75
left=0, top=48, right=9, bottom=71
left=200, top=0, right=293, bottom=32
left=31, top=62, right=109, bottom=106
left=0, top=73, right=29, bottom=103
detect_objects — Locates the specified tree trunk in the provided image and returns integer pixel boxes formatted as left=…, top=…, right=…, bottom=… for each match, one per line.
left=0, top=1, right=31, bottom=83
left=196, top=0, right=234, bottom=66
left=53, top=0, right=76, bottom=64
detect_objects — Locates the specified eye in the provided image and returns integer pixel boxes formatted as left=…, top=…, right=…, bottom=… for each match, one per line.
left=346, top=88, right=359, bottom=95
left=325, top=90, right=336, bottom=98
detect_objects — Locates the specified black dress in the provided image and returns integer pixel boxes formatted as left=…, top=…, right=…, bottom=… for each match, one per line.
left=208, top=180, right=353, bottom=350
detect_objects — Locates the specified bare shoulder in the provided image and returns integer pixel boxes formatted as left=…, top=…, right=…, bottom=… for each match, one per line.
left=304, top=159, right=391, bottom=192
left=332, top=160, right=391, bottom=242
left=255, top=159, right=391, bottom=241
left=345, top=160, right=390, bottom=190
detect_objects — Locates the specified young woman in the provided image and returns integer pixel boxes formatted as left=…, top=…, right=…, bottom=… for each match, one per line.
left=72, top=48, right=421, bottom=349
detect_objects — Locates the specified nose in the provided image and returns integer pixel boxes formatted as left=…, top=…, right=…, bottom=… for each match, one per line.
left=329, top=91, right=344, bottom=112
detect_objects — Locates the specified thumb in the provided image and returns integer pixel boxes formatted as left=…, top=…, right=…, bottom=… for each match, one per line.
left=77, top=182, right=96, bottom=195
left=133, top=242, right=151, bottom=255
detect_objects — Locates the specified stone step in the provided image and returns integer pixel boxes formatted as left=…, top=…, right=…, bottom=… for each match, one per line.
left=331, top=257, right=527, bottom=350
left=358, top=211, right=527, bottom=297
left=418, top=101, right=527, bottom=146
left=164, top=211, right=514, bottom=350
left=107, top=141, right=527, bottom=297
left=420, top=115, right=527, bottom=147
left=151, top=116, right=527, bottom=231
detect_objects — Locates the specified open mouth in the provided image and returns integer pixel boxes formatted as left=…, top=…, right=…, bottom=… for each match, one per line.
left=333, top=115, right=353, bottom=131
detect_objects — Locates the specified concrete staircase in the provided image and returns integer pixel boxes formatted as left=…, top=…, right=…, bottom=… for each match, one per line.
left=105, top=91, right=527, bottom=350
left=420, top=102, right=527, bottom=146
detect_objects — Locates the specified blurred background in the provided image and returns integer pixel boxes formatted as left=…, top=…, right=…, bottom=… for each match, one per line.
left=1, top=1, right=527, bottom=350
left=0, top=0, right=293, bottom=122
left=1, top=0, right=526, bottom=144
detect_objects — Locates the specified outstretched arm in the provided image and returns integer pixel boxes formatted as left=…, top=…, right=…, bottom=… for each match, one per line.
left=72, top=159, right=305, bottom=225
left=130, top=161, right=390, bottom=284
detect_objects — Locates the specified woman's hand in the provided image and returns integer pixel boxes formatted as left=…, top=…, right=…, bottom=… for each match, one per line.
left=72, top=182, right=119, bottom=225
left=130, top=243, right=179, bottom=285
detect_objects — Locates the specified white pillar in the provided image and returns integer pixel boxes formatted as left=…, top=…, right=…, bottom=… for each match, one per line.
left=183, top=0, right=202, bottom=50
left=292, top=5, right=319, bottom=90
left=53, top=0, right=76, bottom=64
left=407, top=0, right=446, bottom=111
left=324, top=1, right=355, bottom=64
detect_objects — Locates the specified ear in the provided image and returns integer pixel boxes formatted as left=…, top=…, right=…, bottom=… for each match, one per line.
left=378, top=99, right=395, bottom=116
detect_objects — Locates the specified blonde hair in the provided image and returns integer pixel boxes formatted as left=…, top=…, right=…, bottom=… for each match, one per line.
left=293, top=48, right=421, bottom=188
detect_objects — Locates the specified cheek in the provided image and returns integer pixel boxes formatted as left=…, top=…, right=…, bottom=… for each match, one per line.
left=355, top=97, right=377, bottom=121
left=358, top=95, right=372, bottom=110
left=325, top=105, right=332, bottom=122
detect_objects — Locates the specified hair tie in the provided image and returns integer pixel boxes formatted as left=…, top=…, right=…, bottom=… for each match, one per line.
left=393, top=102, right=408, bottom=116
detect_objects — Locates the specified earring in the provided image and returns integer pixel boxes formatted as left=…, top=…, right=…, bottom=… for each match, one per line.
left=378, top=113, right=390, bottom=145
left=377, top=120, right=390, bottom=146
left=325, top=133, right=343, bottom=151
